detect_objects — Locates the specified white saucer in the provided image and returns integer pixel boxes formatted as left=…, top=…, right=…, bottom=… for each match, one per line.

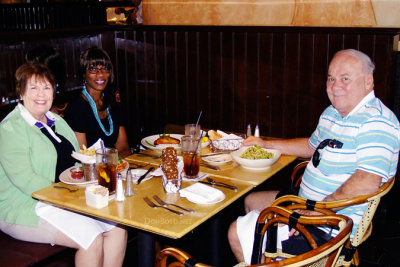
left=185, top=193, right=225, bottom=205
left=181, top=172, right=208, bottom=181
left=59, top=166, right=98, bottom=186
left=202, top=154, right=232, bottom=165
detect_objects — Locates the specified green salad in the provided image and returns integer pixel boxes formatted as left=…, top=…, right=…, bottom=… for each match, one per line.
left=241, top=145, right=273, bottom=159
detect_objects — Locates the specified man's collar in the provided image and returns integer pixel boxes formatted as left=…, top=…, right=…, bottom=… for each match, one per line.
left=334, top=91, right=375, bottom=119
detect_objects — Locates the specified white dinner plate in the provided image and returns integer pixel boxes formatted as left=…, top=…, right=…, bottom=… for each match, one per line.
left=201, top=153, right=232, bottom=165
left=185, top=192, right=226, bottom=205
left=141, top=134, right=183, bottom=151
left=59, top=166, right=98, bottom=186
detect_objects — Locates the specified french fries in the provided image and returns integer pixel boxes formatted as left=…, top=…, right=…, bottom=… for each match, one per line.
left=79, top=145, right=96, bottom=156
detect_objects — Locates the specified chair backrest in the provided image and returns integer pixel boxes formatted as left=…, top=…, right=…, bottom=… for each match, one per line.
left=156, top=206, right=352, bottom=267
left=155, top=247, right=212, bottom=267
left=251, top=206, right=353, bottom=267
left=272, top=161, right=396, bottom=266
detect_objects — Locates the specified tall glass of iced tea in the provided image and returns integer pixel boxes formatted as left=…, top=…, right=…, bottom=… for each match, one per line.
left=96, top=148, right=118, bottom=194
left=181, top=135, right=201, bottom=179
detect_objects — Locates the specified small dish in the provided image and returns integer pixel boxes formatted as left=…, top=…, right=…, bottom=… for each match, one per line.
left=60, top=166, right=98, bottom=186
left=201, top=153, right=232, bottom=165
left=130, top=169, right=155, bottom=184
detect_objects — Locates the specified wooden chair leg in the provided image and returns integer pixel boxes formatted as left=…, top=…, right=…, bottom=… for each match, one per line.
left=351, top=250, right=360, bottom=266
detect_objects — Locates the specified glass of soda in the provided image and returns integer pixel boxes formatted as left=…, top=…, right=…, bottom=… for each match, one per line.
left=181, top=135, right=201, bottom=179
left=96, top=148, right=118, bottom=194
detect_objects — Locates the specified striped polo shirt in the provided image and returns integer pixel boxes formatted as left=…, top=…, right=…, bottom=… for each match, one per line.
left=299, top=91, right=400, bottom=238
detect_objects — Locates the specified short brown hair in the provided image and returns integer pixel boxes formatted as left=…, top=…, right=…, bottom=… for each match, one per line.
left=15, top=63, right=56, bottom=98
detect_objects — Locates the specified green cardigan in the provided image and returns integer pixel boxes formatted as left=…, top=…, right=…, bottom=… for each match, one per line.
left=0, top=105, right=79, bottom=227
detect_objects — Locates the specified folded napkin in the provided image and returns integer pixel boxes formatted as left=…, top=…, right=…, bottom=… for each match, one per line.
left=71, top=138, right=103, bottom=164
left=180, top=183, right=224, bottom=204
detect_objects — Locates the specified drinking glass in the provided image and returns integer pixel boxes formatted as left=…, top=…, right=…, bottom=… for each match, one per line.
left=96, top=148, right=118, bottom=194
left=185, top=124, right=201, bottom=138
left=181, top=135, right=201, bottom=179
left=83, top=163, right=98, bottom=181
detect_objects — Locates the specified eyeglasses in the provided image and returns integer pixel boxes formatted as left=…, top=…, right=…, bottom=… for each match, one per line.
left=312, top=139, right=343, bottom=168
left=87, top=65, right=111, bottom=74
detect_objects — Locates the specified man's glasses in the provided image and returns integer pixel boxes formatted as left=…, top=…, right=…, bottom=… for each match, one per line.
left=87, top=65, right=111, bottom=74
left=312, top=139, right=343, bottom=168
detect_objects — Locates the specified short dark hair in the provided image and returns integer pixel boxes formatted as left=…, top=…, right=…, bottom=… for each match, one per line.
left=80, top=47, right=114, bottom=83
left=15, top=63, right=56, bottom=98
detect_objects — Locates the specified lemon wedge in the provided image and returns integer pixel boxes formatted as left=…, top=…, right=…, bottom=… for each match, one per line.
left=201, top=136, right=209, bottom=143
left=99, top=169, right=110, bottom=183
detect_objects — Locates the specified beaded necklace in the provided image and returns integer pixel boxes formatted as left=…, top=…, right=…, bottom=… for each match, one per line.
left=82, top=85, right=114, bottom=136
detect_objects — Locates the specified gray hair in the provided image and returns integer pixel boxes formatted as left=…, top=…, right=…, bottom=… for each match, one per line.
left=334, top=49, right=375, bottom=74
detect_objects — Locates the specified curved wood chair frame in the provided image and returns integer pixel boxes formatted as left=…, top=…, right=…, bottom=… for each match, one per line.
left=271, top=161, right=395, bottom=266
left=156, top=206, right=352, bottom=267
left=251, top=206, right=352, bottom=267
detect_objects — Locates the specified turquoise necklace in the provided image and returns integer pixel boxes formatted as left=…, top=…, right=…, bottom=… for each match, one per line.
left=82, top=85, right=114, bottom=136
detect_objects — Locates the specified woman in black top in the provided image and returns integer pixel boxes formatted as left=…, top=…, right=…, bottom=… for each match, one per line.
left=64, top=47, right=131, bottom=158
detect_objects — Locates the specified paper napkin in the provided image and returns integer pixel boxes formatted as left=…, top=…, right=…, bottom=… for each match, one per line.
left=71, top=138, right=103, bottom=164
left=180, top=183, right=224, bottom=203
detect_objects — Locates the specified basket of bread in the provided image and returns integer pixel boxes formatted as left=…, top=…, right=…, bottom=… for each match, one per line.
left=160, top=147, right=184, bottom=193
left=208, top=130, right=244, bottom=151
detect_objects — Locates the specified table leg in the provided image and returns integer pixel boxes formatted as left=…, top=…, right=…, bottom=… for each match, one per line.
left=138, top=231, right=155, bottom=267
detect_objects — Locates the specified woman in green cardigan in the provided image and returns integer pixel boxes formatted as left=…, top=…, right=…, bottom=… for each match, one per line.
left=0, top=63, right=127, bottom=267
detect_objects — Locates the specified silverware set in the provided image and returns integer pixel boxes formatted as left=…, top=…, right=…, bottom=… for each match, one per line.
left=199, top=177, right=238, bottom=191
left=143, top=196, right=186, bottom=216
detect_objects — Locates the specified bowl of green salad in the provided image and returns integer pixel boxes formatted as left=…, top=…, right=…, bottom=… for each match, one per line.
left=230, top=145, right=281, bottom=170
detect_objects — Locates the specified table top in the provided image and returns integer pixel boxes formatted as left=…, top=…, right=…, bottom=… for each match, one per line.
left=125, top=149, right=297, bottom=186
left=32, top=147, right=297, bottom=239
left=32, top=176, right=252, bottom=239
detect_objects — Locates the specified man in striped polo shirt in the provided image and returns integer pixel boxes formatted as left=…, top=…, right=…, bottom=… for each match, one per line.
left=228, top=49, right=400, bottom=264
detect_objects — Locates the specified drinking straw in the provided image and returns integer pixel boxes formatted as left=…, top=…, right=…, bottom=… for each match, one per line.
left=187, top=110, right=204, bottom=175
left=100, top=140, right=107, bottom=163
left=196, top=110, right=202, bottom=127
left=189, top=131, right=203, bottom=172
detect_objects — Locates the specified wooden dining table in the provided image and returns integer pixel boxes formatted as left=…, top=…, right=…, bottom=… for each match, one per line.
left=32, top=146, right=297, bottom=266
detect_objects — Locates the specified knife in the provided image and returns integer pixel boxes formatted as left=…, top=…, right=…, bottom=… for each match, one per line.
left=198, top=181, right=238, bottom=191
left=137, top=167, right=155, bottom=184
left=200, top=163, right=220, bottom=171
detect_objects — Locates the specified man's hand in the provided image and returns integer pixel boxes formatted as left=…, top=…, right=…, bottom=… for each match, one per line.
left=242, top=136, right=265, bottom=147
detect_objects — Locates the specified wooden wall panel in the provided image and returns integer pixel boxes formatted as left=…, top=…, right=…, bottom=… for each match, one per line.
left=112, top=27, right=399, bottom=148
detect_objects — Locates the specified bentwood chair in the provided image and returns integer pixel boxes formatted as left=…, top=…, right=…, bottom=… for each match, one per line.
left=156, top=206, right=352, bottom=267
left=270, top=161, right=396, bottom=266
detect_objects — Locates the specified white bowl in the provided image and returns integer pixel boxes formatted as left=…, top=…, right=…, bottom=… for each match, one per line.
left=231, top=146, right=281, bottom=170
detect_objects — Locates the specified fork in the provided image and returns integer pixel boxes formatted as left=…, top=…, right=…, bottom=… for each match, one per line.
left=153, top=195, right=194, bottom=213
left=53, top=185, right=78, bottom=192
left=143, top=197, right=183, bottom=216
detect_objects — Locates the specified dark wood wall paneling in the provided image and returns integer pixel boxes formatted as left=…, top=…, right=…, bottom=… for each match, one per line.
left=1, top=26, right=399, bottom=149
left=111, top=27, right=399, bottom=147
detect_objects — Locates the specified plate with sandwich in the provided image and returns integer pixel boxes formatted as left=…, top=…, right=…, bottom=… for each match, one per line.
left=141, top=134, right=183, bottom=151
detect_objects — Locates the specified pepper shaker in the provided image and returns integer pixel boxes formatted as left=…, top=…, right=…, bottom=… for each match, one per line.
left=254, top=124, right=260, bottom=137
left=125, top=169, right=135, bottom=196
left=246, top=124, right=252, bottom=138
left=115, top=173, right=125, bottom=202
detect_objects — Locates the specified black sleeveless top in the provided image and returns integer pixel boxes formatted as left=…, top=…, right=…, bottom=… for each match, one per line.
left=39, top=124, right=76, bottom=182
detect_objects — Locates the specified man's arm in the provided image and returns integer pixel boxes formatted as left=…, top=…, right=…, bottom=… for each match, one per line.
left=243, top=136, right=314, bottom=158
left=324, top=169, right=382, bottom=202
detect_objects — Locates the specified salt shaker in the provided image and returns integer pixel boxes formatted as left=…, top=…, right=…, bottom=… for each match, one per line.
left=125, top=169, right=135, bottom=196
left=115, top=173, right=125, bottom=202
left=246, top=124, right=252, bottom=138
left=254, top=124, right=260, bottom=137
